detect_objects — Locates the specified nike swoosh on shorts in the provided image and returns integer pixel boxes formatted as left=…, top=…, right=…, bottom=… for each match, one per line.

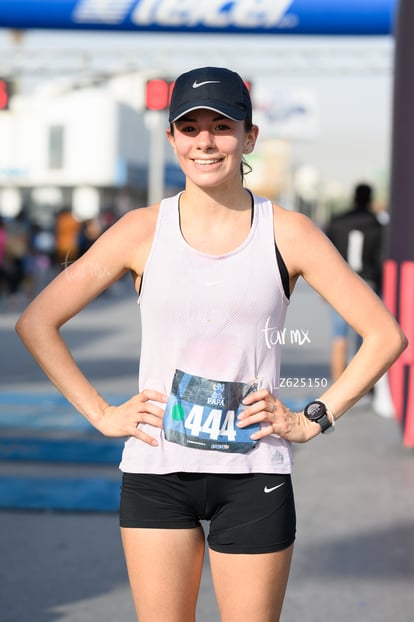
left=264, top=483, right=285, bottom=494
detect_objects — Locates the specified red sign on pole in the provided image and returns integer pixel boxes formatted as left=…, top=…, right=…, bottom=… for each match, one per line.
left=145, top=79, right=172, bottom=111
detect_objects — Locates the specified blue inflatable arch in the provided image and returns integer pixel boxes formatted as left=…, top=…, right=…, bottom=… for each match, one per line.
left=0, top=0, right=397, bottom=35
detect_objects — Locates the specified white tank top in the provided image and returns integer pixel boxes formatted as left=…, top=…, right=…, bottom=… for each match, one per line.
left=119, top=192, right=293, bottom=474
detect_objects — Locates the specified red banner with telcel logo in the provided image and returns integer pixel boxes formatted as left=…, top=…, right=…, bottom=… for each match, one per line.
left=383, top=260, right=414, bottom=446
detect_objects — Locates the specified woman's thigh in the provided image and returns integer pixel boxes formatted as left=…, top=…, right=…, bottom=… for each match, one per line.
left=121, top=526, right=206, bottom=622
left=209, top=544, right=294, bottom=622
left=206, top=473, right=295, bottom=621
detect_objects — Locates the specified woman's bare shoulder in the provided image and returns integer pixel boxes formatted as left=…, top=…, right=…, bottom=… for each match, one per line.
left=271, top=202, right=323, bottom=253
left=272, top=202, right=316, bottom=232
left=111, top=204, right=160, bottom=241
left=70, top=204, right=161, bottom=278
left=271, top=202, right=338, bottom=281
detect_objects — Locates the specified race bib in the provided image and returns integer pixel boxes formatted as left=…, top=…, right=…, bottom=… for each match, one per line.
left=163, top=369, right=260, bottom=453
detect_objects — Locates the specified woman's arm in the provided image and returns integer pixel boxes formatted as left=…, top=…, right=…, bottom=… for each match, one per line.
left=280, top=209, right=407, bottom=419
left=239, top=207, right=407, bottom=442
left=15, top=207, right=167, bottom=445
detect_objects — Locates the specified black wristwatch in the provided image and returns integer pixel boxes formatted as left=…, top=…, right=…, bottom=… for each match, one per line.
left=303, top=400, right=335, bottom=434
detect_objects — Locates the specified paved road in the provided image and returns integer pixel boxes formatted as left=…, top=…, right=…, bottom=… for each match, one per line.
left=0, top=279, right=413, bottom=621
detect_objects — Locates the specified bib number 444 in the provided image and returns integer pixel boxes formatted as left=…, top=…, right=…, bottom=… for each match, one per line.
left=184, top=405, right=236, bottom=441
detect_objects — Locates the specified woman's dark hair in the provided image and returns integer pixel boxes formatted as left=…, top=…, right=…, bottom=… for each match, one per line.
left=241, top=118, right=253, bottom=183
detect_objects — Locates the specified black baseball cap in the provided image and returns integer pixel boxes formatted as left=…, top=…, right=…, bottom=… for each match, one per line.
left=168, top=67, right=252, bottom=124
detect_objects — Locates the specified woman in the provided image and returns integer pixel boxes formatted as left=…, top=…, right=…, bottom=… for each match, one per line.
left=16, top=67, right=407, bottom=622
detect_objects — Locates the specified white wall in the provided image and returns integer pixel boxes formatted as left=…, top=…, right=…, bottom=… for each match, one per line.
left=0, top=84, right=158, bottom=188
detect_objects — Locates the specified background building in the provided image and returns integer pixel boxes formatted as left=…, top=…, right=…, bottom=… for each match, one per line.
left=0, top=29, right=394, bottom=226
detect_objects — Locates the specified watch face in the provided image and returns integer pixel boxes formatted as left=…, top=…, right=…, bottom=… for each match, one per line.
left=305, top=401, right=326, bottom=421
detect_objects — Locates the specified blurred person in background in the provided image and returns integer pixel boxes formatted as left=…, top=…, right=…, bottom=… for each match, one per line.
left=54, top=207, right=80, bottom=268
left=77, top=217, right=103, bottom=256
left=325, top=183, right=395, bottom=417
left=2, top=210, right=30, bottom=307
left=26, top=224, right=56, bottom=298
left=0, top=216, right=7, bottom=300
left=325, top=183, right=384, bottom=381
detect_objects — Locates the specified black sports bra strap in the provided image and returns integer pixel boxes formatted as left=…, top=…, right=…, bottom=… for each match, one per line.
left=275, top=242, right=290, bottom=299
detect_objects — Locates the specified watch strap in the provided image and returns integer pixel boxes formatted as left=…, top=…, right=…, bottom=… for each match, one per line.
left=318, top=412, right=333, bottom=433
left=316, top=400, right=335, bottom=434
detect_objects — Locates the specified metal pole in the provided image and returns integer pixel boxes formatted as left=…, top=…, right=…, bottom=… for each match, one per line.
left=146, top=110, right=165, bottom=205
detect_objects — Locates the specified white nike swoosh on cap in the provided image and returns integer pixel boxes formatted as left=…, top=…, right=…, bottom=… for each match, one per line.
left=264, top=483, right=285, bottom=494
left=192, top=80, right=221, bottom=88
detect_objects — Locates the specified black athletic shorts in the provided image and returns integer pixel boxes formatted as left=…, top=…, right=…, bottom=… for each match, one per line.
left=120, top=472, right=296, bottom=554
